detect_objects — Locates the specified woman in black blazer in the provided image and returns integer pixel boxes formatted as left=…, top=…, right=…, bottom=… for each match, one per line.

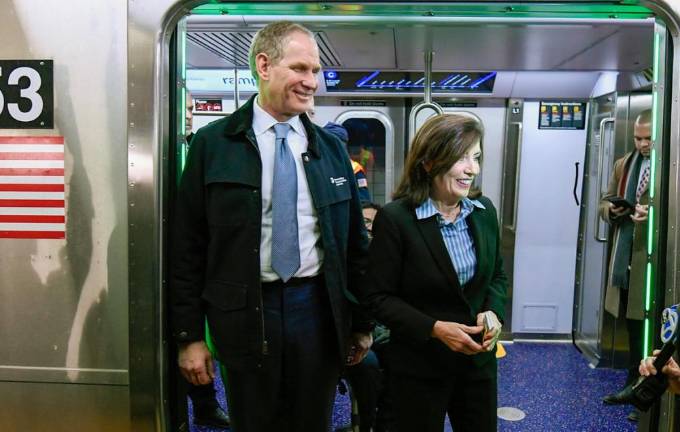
left=360, top=114, right=507, bottom=432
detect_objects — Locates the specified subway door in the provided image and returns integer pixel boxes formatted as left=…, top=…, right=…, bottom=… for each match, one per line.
left=313, top=98, right=405, bottom=205
left=511, top=102, right=588, bottom=337
left=573, top=93, right=617, bottom=365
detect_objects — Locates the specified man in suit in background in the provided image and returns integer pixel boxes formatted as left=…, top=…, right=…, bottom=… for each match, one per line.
left=171, top=21, right=372, bottom=431
left=600, top=109, right=652, bottom=423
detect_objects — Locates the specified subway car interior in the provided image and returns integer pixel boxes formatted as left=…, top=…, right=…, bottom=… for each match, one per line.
left=162, top=3, right=669, bottom=431
left=4, top=1, right=680, bottom=432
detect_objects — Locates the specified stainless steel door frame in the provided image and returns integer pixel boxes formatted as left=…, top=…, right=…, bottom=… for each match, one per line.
left=499, top=99, right=523, bottom=337
left=572, top=92, right=617, bottom=367
left=127, top=2, right=680, bottom=431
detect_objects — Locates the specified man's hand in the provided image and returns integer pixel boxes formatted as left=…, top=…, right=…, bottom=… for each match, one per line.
left=639, top=350, right=680, bottom=395
left=431, top=321, right=484, bottom=355
left=178, top=341, right=215, bottom=386
left=346, top=332, right=373, bottom=366
left=476, top=311, right=502, bottom=352
left=631, top=204, right=649, bottom=224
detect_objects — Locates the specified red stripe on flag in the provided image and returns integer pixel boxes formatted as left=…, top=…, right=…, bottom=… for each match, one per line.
left=0, top=230, right=65, bottom=239
left=0, top=215, right=65, bottom=223
left=0, top=184, right=64, bottom=192
left=0, top=168, right=64, bottom=176
left=0, top=136, right=64, bottom=144
left=0, top=152, right=63, bottom=160
left=0, top=199, right=64, bottom=207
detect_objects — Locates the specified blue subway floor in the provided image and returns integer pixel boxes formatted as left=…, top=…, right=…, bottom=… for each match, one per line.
left=487, top=342, right=635, bottom=432
left=188, top=342, right=636, bottom=431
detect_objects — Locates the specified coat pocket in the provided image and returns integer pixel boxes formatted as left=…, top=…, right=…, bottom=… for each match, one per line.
left=313, top=175, right=352, bottom=208
left=204, top=178, right=255, bottom=227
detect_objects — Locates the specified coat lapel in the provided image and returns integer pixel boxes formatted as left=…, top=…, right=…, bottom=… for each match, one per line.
left=415, top=215, right=462, bottom=293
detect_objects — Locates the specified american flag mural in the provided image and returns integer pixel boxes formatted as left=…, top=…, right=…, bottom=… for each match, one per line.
left=0, top=136, right=65, bottom=239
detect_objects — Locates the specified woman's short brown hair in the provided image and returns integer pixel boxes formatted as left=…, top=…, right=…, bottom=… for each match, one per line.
left=394, top=114, right=483, bottom=206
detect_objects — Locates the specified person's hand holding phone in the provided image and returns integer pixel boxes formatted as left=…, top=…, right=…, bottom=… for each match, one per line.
left=610, top=205, right=630, bottom=217
left=477, top=311, right=502, bottom=352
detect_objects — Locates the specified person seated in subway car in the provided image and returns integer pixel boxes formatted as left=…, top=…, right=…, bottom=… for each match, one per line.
left=322, top=121, right=372, bottom=204
left=359, top=114, right=506, bottom=432
left=600, top=109, right=652, bottom=423
left=341, top=201, right=395, bottom=432
left=170, top=21, right=372, bottom=432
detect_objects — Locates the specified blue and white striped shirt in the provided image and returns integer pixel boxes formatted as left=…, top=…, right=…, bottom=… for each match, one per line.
left=415, top=197, right=486, bottom=287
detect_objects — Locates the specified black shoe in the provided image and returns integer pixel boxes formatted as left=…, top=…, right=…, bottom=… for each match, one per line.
left=602, top=385, right=635, bottom=405
left=193, top=405, right=230, bottom=429
left=628, top=409, right=640, bottom=422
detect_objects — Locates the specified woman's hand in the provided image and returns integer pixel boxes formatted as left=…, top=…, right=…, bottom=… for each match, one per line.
left=431, top=320, right=485, bottom=355
left=639, top=350, right=680, bottom=395
left=477, top=311, right=502, bottom=351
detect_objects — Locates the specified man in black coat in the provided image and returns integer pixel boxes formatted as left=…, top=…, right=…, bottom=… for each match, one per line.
left=171, top=21, right=372, bottom=432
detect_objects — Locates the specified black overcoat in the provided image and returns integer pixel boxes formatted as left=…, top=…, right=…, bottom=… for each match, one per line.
left=170, top=96, right=369, bottom=370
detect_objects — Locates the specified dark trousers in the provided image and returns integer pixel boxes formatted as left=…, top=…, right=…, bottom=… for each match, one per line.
left=390, top=364, right=497, bottom=432
left=344, top=350, right=383, bottom=432
left=188, top=383, right=218, bottom=408
left=223, top=278, right=341, bottom=432
left=621, top=289, right=644, bottom=386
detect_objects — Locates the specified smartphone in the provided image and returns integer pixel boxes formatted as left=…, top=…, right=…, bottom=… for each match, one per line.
left=604, top=196, right=634, bottom=211
left=482, top=314, right=492, bottom=343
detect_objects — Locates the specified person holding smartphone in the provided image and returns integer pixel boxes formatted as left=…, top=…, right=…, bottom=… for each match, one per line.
left=639, top=350, right=680, bottom=395
left=600, top=109, right=653, bottom=422
left=359, top=114, right=506, bottom=432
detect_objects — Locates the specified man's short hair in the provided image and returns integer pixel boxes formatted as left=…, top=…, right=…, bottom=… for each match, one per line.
left=362, top=202, right=381, bottom=211
left=635, top=109, right=652, bottom=126
left=248, top=21, right=315, bottom=83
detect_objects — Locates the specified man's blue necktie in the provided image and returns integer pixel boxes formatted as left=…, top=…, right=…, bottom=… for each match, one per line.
left=271, top=122, right=300, bottom=282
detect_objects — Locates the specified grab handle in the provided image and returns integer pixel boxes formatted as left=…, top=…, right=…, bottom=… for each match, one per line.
left=408, top=51, right=444, bottom=144
left=507, top=122, right=523, bottom=232
left=595, top=117, right=615, bottom=242
left=573, top=162, right=580, bottom=206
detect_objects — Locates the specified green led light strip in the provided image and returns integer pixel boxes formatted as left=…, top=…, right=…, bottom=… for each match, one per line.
left=180, top=87, right=187, bottom=170
left=645, top=262, right=653, bottom=311
left=650, top=149, right=656, bottom=199
left=192, top=3, right=653, bottom=19
left=644, top=318, right=650, bottom=360
left=642, top=24, right=663, bottom=358
left=647, top=206, right=654, bottom=255
left=180, top=20, right=188, bottom=172
left=652, top=33, right=659, bottom=142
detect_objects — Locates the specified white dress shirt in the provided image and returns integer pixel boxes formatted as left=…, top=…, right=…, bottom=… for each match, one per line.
left=252, top=98, right=323, bottom=282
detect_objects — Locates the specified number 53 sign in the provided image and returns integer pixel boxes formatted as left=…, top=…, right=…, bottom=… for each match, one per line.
left=0, top=60, right=53, bottom=129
